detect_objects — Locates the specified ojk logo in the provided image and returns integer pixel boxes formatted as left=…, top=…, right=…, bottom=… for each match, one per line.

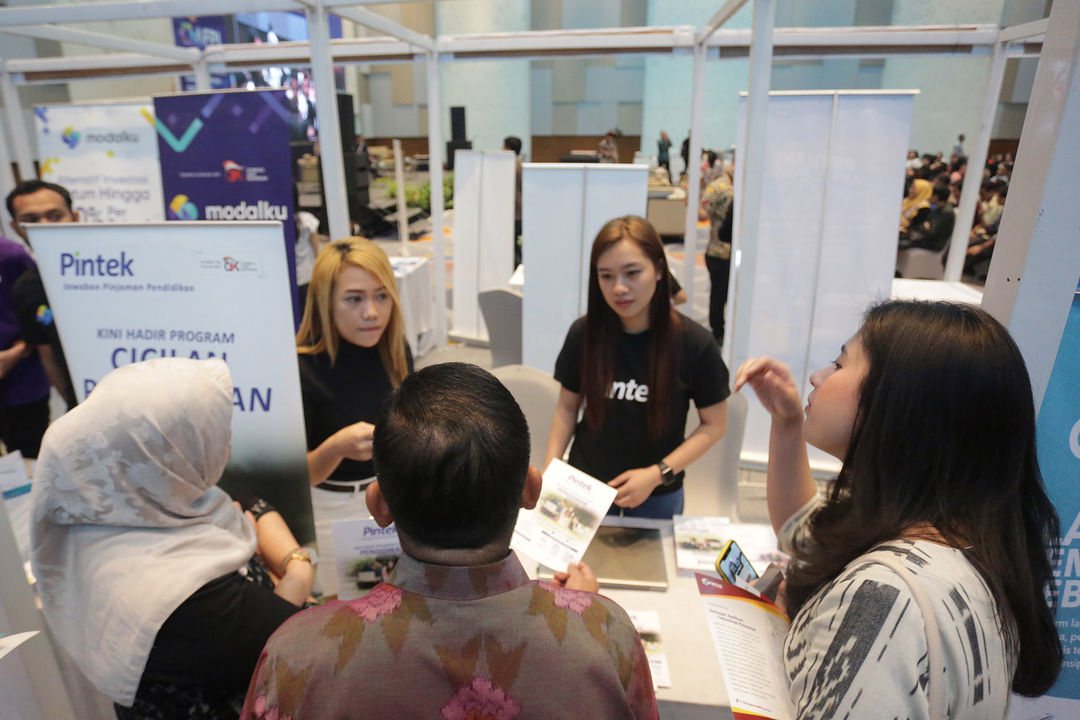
left=223, top=160, right=244, bottom=182
left=168, top=194, right=199, bottom=220
left=62, top=126, right=80, bottom=149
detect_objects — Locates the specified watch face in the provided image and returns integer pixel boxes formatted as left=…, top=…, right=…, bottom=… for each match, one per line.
left=659, top=462, right=675, bottom=485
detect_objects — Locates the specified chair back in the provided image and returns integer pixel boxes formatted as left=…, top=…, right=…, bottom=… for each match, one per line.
left=681, top=392, right=748, bottom=519
left=491, top=365, right=561, bottom=469
left=478, top=289, right=523, bottom=368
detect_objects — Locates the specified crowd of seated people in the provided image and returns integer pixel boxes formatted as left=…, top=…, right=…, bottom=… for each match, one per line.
left=898, top=145, right=1013, bottom=283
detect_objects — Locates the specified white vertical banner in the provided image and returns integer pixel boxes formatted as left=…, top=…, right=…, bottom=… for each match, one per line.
left=734, top=91, right=913, bottom=471
left=521, top=163, right=648, bottom=374
left=27, top=222, right=313, bottom=544
left=34, top=103, right=165, bottom=223
left=451, top=150, right=516, bottom=342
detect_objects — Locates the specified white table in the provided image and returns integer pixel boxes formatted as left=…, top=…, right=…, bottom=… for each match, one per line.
left=390, top=256, right=436, bottom=358
left=891, top=278, right=983, bottom=304
left=519, top=516, right=735, bottom=720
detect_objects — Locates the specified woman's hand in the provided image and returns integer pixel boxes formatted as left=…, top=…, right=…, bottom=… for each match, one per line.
left=552, top=561, right=599, bottom=593
left=734, top=357, right=803, bottom=423
left=332, top=421, right=376, bottom=462
left=609, top=466, right=663, bottom=508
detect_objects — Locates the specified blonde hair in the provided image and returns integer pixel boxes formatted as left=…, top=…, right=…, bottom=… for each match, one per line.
left=297, top=237, right=408, bottom=386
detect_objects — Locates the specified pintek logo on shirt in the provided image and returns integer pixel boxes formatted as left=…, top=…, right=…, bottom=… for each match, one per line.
left=608, top=379, right=649, bottom=402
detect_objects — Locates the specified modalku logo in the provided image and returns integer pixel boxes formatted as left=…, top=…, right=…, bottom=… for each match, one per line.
left=62, top=126, right=80, bottom=149
left=168, top=194, right=199, bottom=220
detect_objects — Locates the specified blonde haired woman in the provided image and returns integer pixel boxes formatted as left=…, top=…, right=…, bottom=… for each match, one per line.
left=297, top=238, right=412, bottom=594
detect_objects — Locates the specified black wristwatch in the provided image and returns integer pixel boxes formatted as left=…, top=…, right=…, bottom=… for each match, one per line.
left=657, top=461, right=676, bottom=486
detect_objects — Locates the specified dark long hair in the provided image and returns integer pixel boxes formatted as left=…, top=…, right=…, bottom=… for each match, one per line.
left=785, top=300, right=1061, bottom=695
left=580, top=216, right=680, bottom=437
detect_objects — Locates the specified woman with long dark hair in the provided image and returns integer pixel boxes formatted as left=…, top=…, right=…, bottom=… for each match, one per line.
left=545, top=215, right=730, bottom=519
left=735, top=300, right=1061, bottom=718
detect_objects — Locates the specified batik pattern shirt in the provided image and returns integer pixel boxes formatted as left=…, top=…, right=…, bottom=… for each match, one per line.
left=241, top=552, right=658, bottom=720
left=779, top=495, right=1016, bottom=719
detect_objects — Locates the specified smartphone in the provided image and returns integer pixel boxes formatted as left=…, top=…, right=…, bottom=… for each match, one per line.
left=715, top=539, right=759, bottom=589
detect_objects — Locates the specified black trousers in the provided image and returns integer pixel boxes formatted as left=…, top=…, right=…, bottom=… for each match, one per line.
left=0, top=396, right=50, bottom=459
left=705, top=254, right=731, bottom=342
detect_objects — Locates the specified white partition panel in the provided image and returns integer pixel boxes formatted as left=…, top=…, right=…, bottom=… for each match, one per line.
left=521, top=163, right=648, bottom=373
left=735, top=91, right=913, bottom=470
left=451, top=150, right=516, bottom=342
left=577, top=165, right=651, bottom=315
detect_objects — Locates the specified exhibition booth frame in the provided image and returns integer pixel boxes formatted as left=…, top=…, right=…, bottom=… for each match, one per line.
left=1, top=2, right=1079, bottom=719
left=0, top=0, right=1052, bottom=356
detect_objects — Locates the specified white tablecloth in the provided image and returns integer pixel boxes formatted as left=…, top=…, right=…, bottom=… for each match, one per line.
left=390, top=256, right=436, bottom=358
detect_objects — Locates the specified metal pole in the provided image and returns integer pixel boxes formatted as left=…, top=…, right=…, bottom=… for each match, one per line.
left=305, top=0, right=350, bottom=242
left=425, top=50, right=447, bottom=346
left=944, top=40, right=1007, bottom=281
left=193, top=59, right=211, bottom=91
left=729, top=0, right=776, bottom=372
left=392, top=138, right=409, bottom=256
left=0, top=92, right=17, bottom=237
left=682, top=42, right=706, bottom=323
left=982, top=0, right=1080, bottom=412
left=0, top=66, right=34, bottom=181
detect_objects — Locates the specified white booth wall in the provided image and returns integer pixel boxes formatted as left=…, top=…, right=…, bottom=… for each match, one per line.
left=734, top=91, right=913, bottom=471
left=520, top=163, right=649, bottom=375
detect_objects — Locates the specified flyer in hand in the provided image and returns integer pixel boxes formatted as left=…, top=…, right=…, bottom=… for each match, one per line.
left=510, top=459, right=616, bottom=572
left=331, top=518, right=403, bottom=601
left=696, top=573, right=794, bottom=720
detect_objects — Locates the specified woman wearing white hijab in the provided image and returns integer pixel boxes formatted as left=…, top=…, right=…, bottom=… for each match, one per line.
left=31, top=357, right=315, bottom=719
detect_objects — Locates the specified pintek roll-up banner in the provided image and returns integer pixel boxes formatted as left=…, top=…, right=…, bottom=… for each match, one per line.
left=27, top=222, right=314, bottom=545
left=34, top=103, right=165, bottom=223
left=152, top=89, right=299, bottom=322
left=1013, top=288, right=1080, bottom=719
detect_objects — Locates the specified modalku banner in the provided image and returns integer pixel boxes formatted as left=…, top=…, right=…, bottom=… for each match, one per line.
left=152, top=89, right=299, bottom=321
left=34, top=103, right=165, bottom=223
left=28, top=221, right=314, bottom=544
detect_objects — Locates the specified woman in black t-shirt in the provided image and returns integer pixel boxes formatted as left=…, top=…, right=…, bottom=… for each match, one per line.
left=546, top=216, right=730, bottom=519
left=296, top=238, right=412, bottom=595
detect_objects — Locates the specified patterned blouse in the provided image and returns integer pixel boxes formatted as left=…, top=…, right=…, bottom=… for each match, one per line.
left=241, top=552, right=658, bottom=719
left=779, top=496, right=1016, bottom=719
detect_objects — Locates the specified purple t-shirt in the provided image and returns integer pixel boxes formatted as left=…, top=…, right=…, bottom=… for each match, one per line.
left=0, top=237, right=49, bottom=406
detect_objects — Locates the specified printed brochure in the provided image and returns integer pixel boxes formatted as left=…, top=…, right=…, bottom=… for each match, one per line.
left=510, top=459, right=616, bottom=572
left=331, top=517, right=403, bottom=601
left=696, top=573, right=794, bottom=720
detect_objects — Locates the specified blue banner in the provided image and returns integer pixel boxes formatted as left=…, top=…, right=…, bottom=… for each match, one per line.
left=1041, top=288, right=1080, bottom=701
left=172, top=16, right=227, bottom=48
left=172, top=16, right=232, bottom=91
left=153, top=90, right=299, bottom=322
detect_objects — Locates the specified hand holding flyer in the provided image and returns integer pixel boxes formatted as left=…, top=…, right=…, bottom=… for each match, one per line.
left=510, top=459, right=616, bottom=572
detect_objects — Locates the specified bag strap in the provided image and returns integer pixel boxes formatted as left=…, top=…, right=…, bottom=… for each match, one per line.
left=871, top=554, right=946, bottom=720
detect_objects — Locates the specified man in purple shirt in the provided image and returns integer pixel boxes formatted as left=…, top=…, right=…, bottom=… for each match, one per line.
left=7, top=180, right=80, bottom=409
left=242, top=363, right=658, bottom=719
left=0, top=235, right=50, bottom=457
